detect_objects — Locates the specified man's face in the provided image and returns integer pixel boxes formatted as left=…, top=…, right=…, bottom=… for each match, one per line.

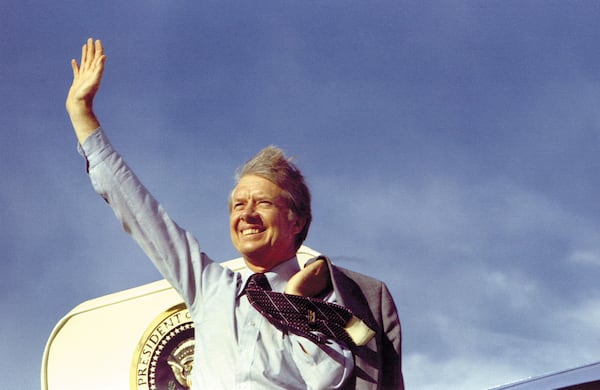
left=230, top=175, right=304, bottom=272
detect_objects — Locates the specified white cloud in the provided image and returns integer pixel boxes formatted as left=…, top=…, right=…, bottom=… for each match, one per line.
left=404, top=352, right=531, bottom=390
left=567, top=249, right=600, bottom=267
left=308, top=172, right=600, bottom=388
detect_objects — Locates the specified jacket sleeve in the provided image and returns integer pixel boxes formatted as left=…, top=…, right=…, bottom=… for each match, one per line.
left=379, top=283, right=404, bottom=389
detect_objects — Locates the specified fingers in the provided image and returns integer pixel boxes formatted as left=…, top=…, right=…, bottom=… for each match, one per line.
left=79, top=38, right=105, bottom=71
left=94, top=41, right=107, bottom=70
left=95, top=39, right=104, bottom=57
left=70, top=59, right=79, bottom=78
left=80, top=42, right=87, bottom=70
left=304, top=258, right=328, bottom=276
left=85, top=38, right=94, bottom=69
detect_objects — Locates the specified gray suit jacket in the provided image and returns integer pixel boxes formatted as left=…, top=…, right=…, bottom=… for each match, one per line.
left=319, top=257, right=405, bottom=390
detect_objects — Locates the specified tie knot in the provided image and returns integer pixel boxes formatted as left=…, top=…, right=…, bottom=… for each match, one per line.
left=247, top=273, right=272, bottom=291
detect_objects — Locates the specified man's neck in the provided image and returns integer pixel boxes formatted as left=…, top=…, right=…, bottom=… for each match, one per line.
left=244, top=255, right=295, bottom=273
left=242, top=256, right=300, bottom=293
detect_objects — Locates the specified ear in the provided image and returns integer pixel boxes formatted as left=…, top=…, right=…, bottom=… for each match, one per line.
left=292, top=215, right=307, bottom=235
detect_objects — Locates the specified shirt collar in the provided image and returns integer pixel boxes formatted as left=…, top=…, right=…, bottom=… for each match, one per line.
left=238, top=256, right=300, bottom=294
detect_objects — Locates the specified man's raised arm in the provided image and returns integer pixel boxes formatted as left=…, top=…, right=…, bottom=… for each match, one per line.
left=66, top=38, right=106, bottom=144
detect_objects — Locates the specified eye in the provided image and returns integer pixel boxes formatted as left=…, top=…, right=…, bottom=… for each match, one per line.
left=257, top=200, right=273, bottom=208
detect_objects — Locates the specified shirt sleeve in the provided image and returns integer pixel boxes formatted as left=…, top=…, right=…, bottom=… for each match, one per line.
left=78, top=128, right=225, bottom=311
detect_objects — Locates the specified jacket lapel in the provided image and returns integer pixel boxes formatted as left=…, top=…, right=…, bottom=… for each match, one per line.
left=319, top=257, right=382, bottom=389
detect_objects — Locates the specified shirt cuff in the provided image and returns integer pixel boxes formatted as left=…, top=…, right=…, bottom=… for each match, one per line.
left=77, top=127, right=115, bottom=172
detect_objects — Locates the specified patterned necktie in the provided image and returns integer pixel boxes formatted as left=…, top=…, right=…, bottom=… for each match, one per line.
left=244, top=273, right=374, bottom=347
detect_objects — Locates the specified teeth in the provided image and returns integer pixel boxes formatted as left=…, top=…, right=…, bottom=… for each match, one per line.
left=242, top=228, right=261, bottom=235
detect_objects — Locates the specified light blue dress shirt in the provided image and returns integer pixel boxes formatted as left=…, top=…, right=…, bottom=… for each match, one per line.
left=79, top=128, right=354, bottom=389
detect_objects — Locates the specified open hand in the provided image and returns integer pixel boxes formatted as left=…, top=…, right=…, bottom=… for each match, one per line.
left=66, top=38, right=107, bottom=143
left=66, top=38, right=106, bottom=116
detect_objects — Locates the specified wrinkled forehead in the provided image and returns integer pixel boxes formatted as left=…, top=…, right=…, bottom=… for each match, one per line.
left=229, top=175, right=292, bottom=206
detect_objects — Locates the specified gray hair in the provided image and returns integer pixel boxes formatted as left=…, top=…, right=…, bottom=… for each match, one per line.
left=230, top=145, right=312, bottom=250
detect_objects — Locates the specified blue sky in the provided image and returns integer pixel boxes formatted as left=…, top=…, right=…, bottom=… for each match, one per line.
left=3, top=1, right=600, bottom=389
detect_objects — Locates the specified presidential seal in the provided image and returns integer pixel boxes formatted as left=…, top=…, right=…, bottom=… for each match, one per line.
left=131, top=303, right=195, bottom=390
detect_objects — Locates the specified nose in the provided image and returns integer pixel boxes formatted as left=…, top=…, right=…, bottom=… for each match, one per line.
left=239, top=202, right=258, bottom=221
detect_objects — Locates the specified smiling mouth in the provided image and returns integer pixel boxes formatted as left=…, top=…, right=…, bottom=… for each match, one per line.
left=241, top=228, right=263, bottom=236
